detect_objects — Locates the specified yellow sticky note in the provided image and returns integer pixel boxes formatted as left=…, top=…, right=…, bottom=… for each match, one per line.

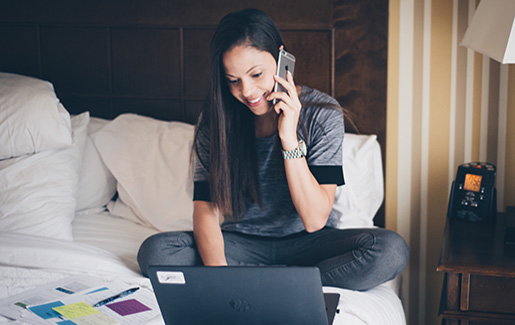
left=53, top=301, right=99, bottom=319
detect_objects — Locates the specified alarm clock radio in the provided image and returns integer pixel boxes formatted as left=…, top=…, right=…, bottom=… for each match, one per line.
left=447, top=162, right=497, bottom=223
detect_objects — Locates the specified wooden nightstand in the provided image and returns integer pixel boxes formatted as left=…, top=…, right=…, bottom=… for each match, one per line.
left=437, top=209, right=515, bottom=324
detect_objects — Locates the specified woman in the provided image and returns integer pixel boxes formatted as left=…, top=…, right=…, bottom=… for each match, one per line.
left=138, top=8, right=408, bottom=291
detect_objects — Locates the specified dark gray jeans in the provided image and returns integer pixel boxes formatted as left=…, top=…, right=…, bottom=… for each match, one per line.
left=137, top=227, right=408, bottom=291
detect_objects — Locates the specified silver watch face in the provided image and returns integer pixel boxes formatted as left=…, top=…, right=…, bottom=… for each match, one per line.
left=299, top=139, right=307, bottom=156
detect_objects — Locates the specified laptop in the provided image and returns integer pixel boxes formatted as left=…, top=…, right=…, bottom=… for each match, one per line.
left=148, top=265, right=340, bottom=325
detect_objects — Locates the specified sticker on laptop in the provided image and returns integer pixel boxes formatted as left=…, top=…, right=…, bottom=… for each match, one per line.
left=157, top=271, right=186, bottom=285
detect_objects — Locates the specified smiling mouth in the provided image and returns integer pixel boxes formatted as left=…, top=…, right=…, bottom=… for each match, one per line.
left=246, top=95, right=264, bottom=107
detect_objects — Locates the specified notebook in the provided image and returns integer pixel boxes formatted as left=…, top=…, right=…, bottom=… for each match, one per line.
left=148, top=265, right=340, bottom=325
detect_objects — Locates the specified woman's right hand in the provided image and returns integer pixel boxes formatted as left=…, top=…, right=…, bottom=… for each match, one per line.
left=193, top=201, right=227, bottom=266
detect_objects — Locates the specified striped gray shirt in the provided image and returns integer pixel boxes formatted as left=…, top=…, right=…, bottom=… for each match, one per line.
left=193, top=86, right=344, bottom=237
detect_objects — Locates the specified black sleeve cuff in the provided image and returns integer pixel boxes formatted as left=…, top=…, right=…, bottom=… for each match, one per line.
left=193, top=181, right=211, bottom=201
left=309, top=165, right=345, bottom=186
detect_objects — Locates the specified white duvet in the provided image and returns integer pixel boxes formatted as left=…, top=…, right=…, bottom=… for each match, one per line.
left=0, top=212, right=406, bottom=325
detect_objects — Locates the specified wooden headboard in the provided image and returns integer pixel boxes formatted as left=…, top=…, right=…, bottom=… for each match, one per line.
left=0, top=0, right=387, bottom=226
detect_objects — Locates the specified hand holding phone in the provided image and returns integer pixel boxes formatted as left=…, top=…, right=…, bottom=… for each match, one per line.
left=273, top=50, right=296, bottom=105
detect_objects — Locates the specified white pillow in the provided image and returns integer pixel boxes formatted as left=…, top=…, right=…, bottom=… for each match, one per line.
left=332, top=133, right=384, bottom=228
left=89, top=113, right=381, bottom=231
left=0, top=112, right=89, bottom=240
left=91, top=114, right=194, bottom=231
left=0, top=72, right=72, bottom=160
left=76, top=116, right=117, bottom=212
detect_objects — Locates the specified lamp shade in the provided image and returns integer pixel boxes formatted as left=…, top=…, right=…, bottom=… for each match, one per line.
left=461, top=0, right=515, bottom=64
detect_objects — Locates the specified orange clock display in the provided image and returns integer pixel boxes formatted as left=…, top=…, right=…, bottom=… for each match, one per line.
left=464, top=173, right=482, bottom=192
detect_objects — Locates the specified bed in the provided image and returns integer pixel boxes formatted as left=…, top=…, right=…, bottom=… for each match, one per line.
left=0, top=1, right=401, bottom=323
left=0, top=72, right=404, bottom=324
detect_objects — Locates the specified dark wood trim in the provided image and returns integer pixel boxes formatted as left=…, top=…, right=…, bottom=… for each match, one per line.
left=460, top=273, right=470, bottom=311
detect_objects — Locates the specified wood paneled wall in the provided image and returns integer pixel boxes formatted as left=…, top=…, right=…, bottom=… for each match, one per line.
left=0, top=0, right=334, bottom=123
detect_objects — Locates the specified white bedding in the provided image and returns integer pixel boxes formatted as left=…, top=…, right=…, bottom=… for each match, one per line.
left=0, top=211, right=406, bottom=325
left=0, top=74, right=406, bottom=324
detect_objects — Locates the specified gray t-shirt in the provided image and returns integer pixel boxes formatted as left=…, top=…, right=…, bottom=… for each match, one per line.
left=193, top=86, right=345, bottom=237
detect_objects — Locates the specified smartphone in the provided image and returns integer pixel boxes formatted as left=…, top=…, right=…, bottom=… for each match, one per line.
left=273, top=49, right=296, bottom=104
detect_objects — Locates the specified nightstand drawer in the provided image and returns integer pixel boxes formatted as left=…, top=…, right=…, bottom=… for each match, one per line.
left=469, top=274, right=515, bottom=314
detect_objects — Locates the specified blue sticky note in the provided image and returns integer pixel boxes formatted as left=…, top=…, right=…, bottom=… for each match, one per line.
left=29, top=301, right=65, bottom=319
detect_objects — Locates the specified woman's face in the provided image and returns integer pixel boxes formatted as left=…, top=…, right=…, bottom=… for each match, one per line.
left=222, top=45, right=277, bottom=116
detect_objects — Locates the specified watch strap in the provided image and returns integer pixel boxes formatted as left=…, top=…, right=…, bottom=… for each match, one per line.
left=282, top=140, right=306, bottom=159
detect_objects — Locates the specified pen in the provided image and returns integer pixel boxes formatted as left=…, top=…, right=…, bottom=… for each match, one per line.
left=93, top=287, right=140, bottom=307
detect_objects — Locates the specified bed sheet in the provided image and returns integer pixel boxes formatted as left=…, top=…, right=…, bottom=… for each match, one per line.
left=72, top=209, right=159, bottom=274
left=0, top=211, right=406, bottom=324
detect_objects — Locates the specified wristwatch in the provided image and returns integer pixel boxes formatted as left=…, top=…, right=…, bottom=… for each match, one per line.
left=282, top=139, right=307, bottom=159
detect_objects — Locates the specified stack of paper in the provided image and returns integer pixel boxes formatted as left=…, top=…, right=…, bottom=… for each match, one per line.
left=0, top=275, right=163, bottom=325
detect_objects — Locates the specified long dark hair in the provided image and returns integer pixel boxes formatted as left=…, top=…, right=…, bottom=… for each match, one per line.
left=194, top=9, right=283, bottom=220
